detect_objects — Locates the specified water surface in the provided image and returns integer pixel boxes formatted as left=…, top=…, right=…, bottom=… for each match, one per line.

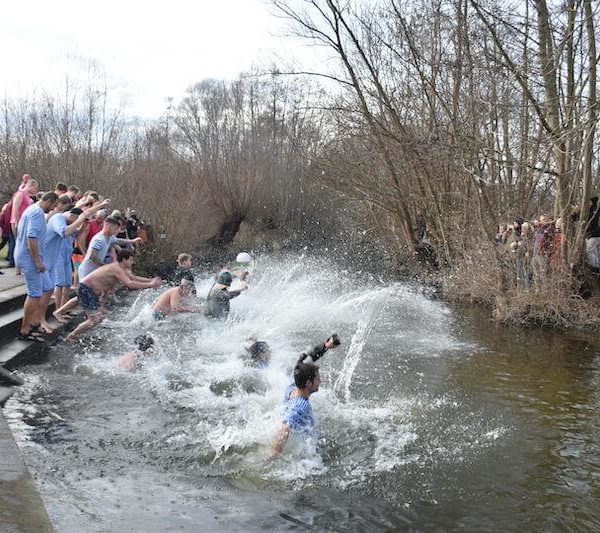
left=6, top=255, right=600, bottom=531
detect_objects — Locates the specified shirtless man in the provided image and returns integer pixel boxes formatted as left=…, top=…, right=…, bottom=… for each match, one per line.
left=53, top=216, right=120, bottom=321
left=152, top=278, right=203, bottom=319
left=65, top=249, right=161, bottom=340
left=117, top=334, right=155, bottom=371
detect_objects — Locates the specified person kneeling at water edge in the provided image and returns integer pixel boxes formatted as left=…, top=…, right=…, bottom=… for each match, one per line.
left=65, top=250, right=161, bottom=340
left=117, top=334, right=155, bottom=370
left=205, top=271, right=248, bottom=319
left=152, top=278, right=203, bottom=319
left=271, top=334, right=341, bottom=456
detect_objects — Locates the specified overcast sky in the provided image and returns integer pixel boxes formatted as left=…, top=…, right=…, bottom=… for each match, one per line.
left=0, top=0, right=325, bottom=118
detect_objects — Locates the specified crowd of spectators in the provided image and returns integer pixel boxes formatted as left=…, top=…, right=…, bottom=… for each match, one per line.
left=495, top=197, right=600, bottom=290
left=0, top=173, right=151, bottom=339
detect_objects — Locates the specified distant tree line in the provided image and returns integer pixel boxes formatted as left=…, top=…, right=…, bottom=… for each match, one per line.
left=2, top=0, right=600, bottom=322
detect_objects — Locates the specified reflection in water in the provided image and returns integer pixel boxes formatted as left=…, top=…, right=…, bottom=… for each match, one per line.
left=5, top=254, right=600, bottom=531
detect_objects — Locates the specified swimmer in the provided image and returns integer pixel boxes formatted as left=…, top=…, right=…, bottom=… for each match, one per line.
left=271, top=334, right=341, bottom=456
left=65, top=249, right=161, bottom=340
left=151, top=278, right=204, bottom=319
left=171, top=253, right=196, bottom=287
left=233, top=251, right=253, bottom=279
left=222, top=251, right=253, bottom=282
left=245, top=340, right=271, bottom=368
left=117, top=334, right=155, bottom=371
left=205, top=271, right=248, bottom=319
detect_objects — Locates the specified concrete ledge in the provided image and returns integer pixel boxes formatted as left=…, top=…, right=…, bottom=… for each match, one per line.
left=0, top=409, right=54, bottom=532
left=0, top=273, right=63, bottom=532
left=0, top=385, right=14, bottom=406
left=0, top=339, right=49, bottom=370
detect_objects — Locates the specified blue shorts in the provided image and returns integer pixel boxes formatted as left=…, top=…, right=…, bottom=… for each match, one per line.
left=78, top=282, right=101, bottom=311
left=53, top=253, right=73, bottom=288
left=22, top=267, right=54, bottom=298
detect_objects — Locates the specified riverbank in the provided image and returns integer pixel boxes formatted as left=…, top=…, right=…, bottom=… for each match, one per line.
left=434, top=247, right=600, bottom=333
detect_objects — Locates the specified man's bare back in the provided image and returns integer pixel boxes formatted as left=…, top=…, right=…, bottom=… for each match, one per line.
left=153, top=286, right=180, bottom=315
left=81, top=262, right=134, bottom=294
left=64, top=250, right=161, bottom=340
left=82, top=261, right=160, bottom=294
left=152, top=281, right=203, bottom=316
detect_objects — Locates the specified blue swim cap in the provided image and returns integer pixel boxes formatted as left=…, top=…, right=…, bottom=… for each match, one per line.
left=217, top=271, right=233, bottom=286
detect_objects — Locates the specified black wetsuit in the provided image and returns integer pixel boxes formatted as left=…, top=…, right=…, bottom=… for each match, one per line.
left=302, top=343, right=328, bottom=362
left=171, top=267, right=195, bottom=286
left=205, top=285, right=243, bottom=318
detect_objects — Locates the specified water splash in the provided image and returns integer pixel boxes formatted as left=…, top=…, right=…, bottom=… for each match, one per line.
left=333, top=306, right=380, bottom=402
left=12, top=254, right=479, bottom=486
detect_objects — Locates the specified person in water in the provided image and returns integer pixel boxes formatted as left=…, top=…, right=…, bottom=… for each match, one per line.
left=117, top=334, right=155, bottom=371
left=209, top=339, right=272, bottom=398
left=228, top=251, right=253, bottom=281
left=151, top=278, right=204, bottom=319
left=205, top=271, right=248, bottom=319
left=171, top=253, right=195, bottom=285
left=65, top=249, right=161, bottom=340
left=245, top=340, right=271, bottom=368
left=271, top=334, right=341, bottom=456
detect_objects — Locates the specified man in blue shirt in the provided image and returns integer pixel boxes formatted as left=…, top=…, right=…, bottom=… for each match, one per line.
left=271, top=335, right=341, bottom=455
left=14, top=192, right=59, bottom=341
left=39, top=200, right=109, bottom=332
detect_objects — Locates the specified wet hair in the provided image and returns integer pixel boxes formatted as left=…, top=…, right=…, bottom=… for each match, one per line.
left=180, top=278, right=194, bottom=288
left=67, top=185, right=80, bottom=194
left=55, top=182, right=68, bottom=193
left=105, top=216, right=120, bottom=226
left=41, top=191, right=59, bottom=203
left=293, top=353, right=319, bottom=388
left=117, top=249, right=134, bottom=262
left=177, top=253, right=192, bottom=266
left=247, top=341, right=270, bottom=362
left=135, top=334, right=154, bottom=352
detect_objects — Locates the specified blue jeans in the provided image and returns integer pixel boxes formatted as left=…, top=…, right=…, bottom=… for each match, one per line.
left=6, top=232, right=15, bottom=266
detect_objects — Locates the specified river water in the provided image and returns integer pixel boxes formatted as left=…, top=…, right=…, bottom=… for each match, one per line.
left=5, top=254, right=600, bottom=531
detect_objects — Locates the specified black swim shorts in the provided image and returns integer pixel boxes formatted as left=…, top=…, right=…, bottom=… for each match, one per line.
left=78, top=282, right=101, bottom=311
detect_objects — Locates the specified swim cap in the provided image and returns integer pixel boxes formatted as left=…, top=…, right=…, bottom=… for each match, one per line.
left=235, top=252, right=253, bottom=264
left=217, top=271, right=233, bottom=286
